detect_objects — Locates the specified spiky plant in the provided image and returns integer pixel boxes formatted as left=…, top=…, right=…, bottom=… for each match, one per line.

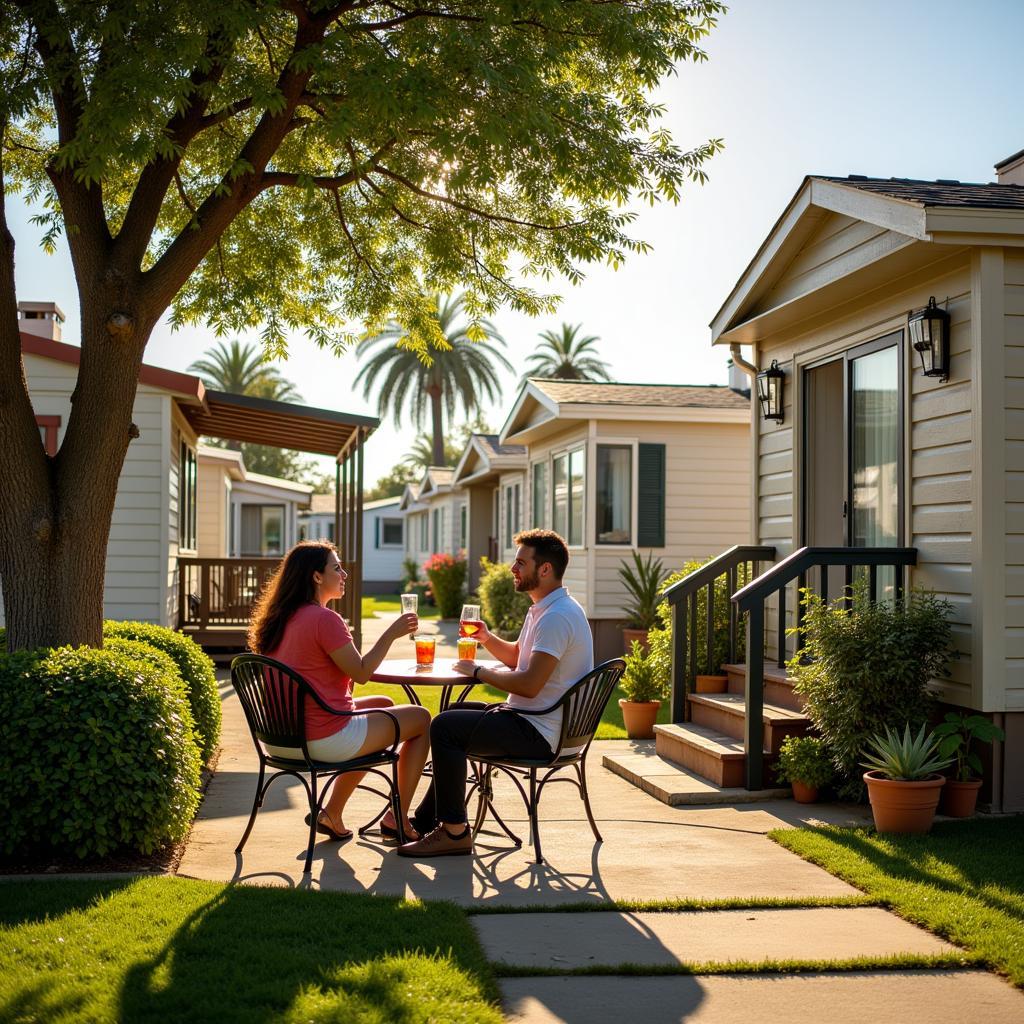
left=861, top=723, right=953, bottom=781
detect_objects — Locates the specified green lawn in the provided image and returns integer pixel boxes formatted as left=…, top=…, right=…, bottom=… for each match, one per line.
left=362, top=594, right=440, bottom=620
left=0, top=877, right=501, bottom=1024
left=771, top=815, right=1024, bottom=987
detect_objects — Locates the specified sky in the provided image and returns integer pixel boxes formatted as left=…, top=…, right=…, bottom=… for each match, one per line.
left=10, top=0, right=1024, bottom=485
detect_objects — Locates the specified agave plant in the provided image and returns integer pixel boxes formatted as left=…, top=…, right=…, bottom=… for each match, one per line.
left=617, top=551, right=667, bottom=630
left=860, top=723, right=953, bottom=782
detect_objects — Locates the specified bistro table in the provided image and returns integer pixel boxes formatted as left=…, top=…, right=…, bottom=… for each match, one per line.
left=370, top=657, right=501, bottom=713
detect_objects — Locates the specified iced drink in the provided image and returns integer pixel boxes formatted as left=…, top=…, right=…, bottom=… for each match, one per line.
left=414, top=636, right=436, bottom=666
left=457, top=637, right=478, bottom=661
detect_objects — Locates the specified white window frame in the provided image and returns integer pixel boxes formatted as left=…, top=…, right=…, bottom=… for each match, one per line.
left=379, top=516, right=404, bottom=548
left=592, top=437, right=639, bottom=549
left=550, top=443, right=586, bottom=549
left=530, top=459, right=548, bottom=529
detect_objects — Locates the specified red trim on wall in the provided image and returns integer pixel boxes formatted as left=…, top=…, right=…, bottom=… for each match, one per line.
left=36, top=414, right=61, bottom=456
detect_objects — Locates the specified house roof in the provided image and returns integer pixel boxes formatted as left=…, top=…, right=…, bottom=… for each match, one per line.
left=816, top=175, right=1024, bottom=210
left=196, top=444, right=246, bottom=480
left=242, top=471, right=313, bottom=496
left=21, top=332, right=379, bottom=460
left=499, top=377, right=749, bottom=445
left=417, top=466, right=455, bottom=499
left=452, top=432, right=527, bottom=486
left=528, top=379, right=749, bottom=409
left=711, top=173, right=1024, bottom=347
left=303, top=493, right=401, bottom=515
left=399, top=482, right=425, bottom=511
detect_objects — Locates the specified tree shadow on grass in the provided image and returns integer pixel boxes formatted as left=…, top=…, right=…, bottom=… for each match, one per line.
left=0, top=877, right=136, bottom=927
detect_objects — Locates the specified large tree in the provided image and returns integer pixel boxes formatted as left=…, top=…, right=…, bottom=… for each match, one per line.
left=0, top=1, right=724, bottom=650
left=521, top=322, right=612, bottom=385
left=355, top=293, right=509, bottom=465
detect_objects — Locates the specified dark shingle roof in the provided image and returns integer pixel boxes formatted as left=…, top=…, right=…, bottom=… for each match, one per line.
left=818, top=175, right=1024, bottom=210
left=529, top=379, right=749, bottom=410
left=476, top=433, right=526, bottom=458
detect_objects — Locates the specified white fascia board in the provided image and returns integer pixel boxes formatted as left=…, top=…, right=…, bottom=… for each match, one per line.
left=925, top=206, right=1024, bottom=241
left=452, top=437, right=486, bottom=484
left=555, top=403, right=750, bottom=425
left=498, top=381, right=560, bottom=443
left=809, top=179, right=930, bottom=240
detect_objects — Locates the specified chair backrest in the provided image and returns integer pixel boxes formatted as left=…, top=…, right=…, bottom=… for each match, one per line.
left=555, top=658, right=626, bottom=753
left=231, top=653, right=311, bottom=751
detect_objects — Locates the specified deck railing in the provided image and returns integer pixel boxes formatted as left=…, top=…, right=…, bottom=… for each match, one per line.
left=178, top=557, right=280, bottom=630
left=732, top=545, right=918, bottom=789
left=663, top=546, right=776, bottom=722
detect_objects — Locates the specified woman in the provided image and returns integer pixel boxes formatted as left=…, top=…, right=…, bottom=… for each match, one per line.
left=248, top=540, right=430, bottom=841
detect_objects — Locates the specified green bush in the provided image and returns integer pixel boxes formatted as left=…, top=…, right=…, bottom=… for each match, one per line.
left=775, top=735, right=833, bottom=788
left=788, top=583, right=954, bottom=800
left=0, top=645, right=201, bottom=859
left=477, top=557, right=531, bottom=640
left=620, top=641, right=668, bottom=703
left=423, top=553, right=467, bottom=618
left=0, top=626, right=5, bottom=651
left=103, top=621, right=221, bottom=764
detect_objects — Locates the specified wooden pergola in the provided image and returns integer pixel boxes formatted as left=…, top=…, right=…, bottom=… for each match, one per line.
left=180, top=389, right=379, bottom=644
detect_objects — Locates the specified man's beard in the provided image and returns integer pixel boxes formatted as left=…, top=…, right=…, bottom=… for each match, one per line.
left=514, top=569, right=539, bottom=592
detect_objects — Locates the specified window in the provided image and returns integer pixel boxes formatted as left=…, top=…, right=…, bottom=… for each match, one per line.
left=419, top=513, right=428, bottom=549
left=596, top=444, right=632, bottom=544
left=504, top=482, right=522, bottom=549
left=178, top=440, right=198, bottom=551
left=531, top=461, right=547, bottom=527
left=552, top=447, right=584, bottom=545
left=379, top=517, right=403, bottom=547
left=240, top=504, right=284, bottom=555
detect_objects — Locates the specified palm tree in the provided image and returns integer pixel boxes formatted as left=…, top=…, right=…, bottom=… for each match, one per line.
left=355, top=294, right=511, bottom=465
left=188, top=340, right=302, bottom=402
left=520, top=323, right=612, bottom=385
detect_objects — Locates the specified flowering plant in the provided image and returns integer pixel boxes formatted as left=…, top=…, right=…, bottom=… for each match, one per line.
left=423, top=553, right=467, bottom=619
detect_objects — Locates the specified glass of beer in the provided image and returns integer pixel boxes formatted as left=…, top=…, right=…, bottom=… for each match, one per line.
left=401, top=593, right=418, bottom=615
left=414, top=635, right=436, bottom=667
left=457, top=637, right=478, bottom=661
left=460, top=604, right=482, bottom=638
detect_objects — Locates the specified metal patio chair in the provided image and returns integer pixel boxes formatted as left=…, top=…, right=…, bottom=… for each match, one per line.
left=231, top=653, right=406, bottom=874
left=468, top=657, right=626, bottom=864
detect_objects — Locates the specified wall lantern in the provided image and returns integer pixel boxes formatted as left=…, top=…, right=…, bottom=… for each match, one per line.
left=756, top=359, right=785, bottom=423
left=908, top=296, right=950, bottom=382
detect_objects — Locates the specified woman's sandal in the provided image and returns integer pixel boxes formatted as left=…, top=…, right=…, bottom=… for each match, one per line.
left=381, top=821, right=420, bottom=842
left=304, top=811, right=352, bottom=841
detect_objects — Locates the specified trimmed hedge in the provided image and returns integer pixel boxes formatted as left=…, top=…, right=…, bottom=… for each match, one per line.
left=477, top=558, right=530, bottom=640
left=103, top=621, right=220, bottom=764
left=0, top=646, right=201, bottom=859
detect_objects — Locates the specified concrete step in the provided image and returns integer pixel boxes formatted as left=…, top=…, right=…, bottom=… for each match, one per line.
left=602, top=746, right=790, bottom=806
left=687, top=692, right=812, bottom=753
left=654, top=722, right=755, bottom=789
left=722, top=661, right=804, bottom=711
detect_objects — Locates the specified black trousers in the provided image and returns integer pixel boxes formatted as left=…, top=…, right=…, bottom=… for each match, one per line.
left=413, top=702, right=551, bottom=828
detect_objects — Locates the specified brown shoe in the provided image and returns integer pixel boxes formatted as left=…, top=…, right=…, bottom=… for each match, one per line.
left=397, top=823, right=473, bottom=858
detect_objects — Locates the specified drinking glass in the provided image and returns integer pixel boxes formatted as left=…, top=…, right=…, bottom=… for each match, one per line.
left=414, top=635, right=436, bottom=666
left=460, top=603, right=481, bottom=638
left=457, top=637, right=478, bottom=661
left=401, top=593, right=418, bottom=615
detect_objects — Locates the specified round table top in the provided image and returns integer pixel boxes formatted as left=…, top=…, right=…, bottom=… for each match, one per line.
left=370, top=657, right=499, bottom=685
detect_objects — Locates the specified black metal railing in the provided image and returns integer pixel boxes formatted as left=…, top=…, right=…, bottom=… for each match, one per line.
left=732, top=545, right=918, bottom=790
left=663, top=545, right=776, bottom=722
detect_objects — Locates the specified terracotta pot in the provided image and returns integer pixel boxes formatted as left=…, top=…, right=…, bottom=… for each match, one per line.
left=618, top=698, right=661, bottom=739
left=863, top=770, right=946, bottom=834
left=940, top=778, right=982, bottom=818
left=695, top=674, right=728, bottom=694
left=622, top=627, right=650, bottom=653
left=791, top=780, right=820, bottom=804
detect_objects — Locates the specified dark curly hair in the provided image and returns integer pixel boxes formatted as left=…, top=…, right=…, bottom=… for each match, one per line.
left=248, top=540, right=336, bottom=654
left=513, top=529, right=569, bottom=580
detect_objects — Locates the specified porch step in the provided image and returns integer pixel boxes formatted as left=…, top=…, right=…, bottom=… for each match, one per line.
left=721, top=662, right=804, bottom=712
left=654, top=723, right=762, bottom=790
left=687, top=693, right=812, bottom=754
left=602, top=742, right=790, bottom=806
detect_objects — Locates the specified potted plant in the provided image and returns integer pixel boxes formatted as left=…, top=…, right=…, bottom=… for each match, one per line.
left=618, top=550, right=666, bottom=652
left=933, top=712, right=1006, bottom=817
left=775, top=735, right=833, bottom=803
left=861, top=723, right=953, bottom=834
left=618, top=640, right=667, bottom=739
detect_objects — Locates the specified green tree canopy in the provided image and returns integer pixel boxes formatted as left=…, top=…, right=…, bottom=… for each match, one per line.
left=521, top=322, right=612, bottom=385
left=0, top=1, right=724, bottom=649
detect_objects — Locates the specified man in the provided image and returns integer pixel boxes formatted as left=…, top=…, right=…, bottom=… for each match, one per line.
left=398, top=529, right=593, bottom=857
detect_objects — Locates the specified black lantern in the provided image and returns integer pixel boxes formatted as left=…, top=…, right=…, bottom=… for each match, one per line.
left=908, top=296, right=950, bottom=381
left=756, top=359, right=785, bottom=422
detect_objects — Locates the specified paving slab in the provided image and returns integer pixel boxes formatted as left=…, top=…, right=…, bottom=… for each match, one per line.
left=473, top=907, right=954, bottom=968
left=500, top=972, right=1024, bottom=1024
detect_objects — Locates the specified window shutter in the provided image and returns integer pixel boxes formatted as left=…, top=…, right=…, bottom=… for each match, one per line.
left=375, top=518, right=380, bottom=549
left=637, top=443, right=666, bottom=547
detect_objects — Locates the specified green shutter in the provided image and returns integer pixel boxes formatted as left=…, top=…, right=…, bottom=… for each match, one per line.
left=637, top=443, right=666, bottom=548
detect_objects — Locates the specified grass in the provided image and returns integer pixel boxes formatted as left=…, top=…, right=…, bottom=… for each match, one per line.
left=0, top=877, right=501, bottom=1024
left=467, top=894, right=877, bottom=915
left=770, top=815, right=1024, bottom=987
left=362, top=594, right=440, bottom=620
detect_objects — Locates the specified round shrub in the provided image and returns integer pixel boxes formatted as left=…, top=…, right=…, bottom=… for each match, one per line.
left=104, top=621, right=220, bottom=764
left=0, top=645, right=202, bottom=859
left=477, top=558, right=530, bottom=640
left=423, top=553, right=467, bottom=619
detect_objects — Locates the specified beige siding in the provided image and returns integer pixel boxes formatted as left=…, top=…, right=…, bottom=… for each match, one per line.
left=197, top=462, right=230, bottom=557
left=1006, top=253, right=1024, bottom=706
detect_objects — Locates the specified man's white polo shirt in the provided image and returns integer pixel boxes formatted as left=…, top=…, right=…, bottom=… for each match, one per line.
left=506, top=586, right=594, bottom=752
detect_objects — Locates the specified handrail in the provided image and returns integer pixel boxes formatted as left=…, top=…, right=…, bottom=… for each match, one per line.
left=666, top=545, right=775, bottom=722
left=731, top=544, right=918, bottom=791
left=663, top=545, right=776, bottom=605
left=733, top=545, right=918, bottom=612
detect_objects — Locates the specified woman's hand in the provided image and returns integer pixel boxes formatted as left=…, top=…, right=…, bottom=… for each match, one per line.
left=384, top=612, right=418, bottom=645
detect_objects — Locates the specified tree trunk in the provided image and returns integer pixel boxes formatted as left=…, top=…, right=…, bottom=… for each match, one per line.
left=0, top=300, right=155, bottom=651
left=429, top=385, right=445, bottom=466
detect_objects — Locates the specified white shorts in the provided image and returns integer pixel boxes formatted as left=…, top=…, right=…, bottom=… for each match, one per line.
left=265, top=714, right=369, bottom=763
